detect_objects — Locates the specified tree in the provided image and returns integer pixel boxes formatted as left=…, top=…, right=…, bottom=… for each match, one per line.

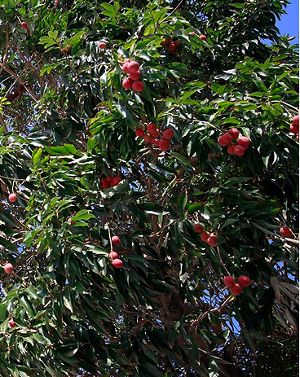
left=0, top=0, right=298, bottom=376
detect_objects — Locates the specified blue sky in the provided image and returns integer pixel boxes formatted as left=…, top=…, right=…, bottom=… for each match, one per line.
left=277, top=0, right=299, bottom=43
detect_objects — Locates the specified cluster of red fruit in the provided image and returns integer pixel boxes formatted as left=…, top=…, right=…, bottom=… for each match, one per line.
left=218, top=128, right=250, bottom=157
left=279, top=226, right=294, bottom=238
left=135, top=123, right=175, bottom=151
left=121, top=60, right=144, bottom=93
left=100, top=175, right=122, bottom=189
left=194, top=224, right=218, bottom=247
left=223, top=275, right=251, bottom=295
left=290, top=115, right=299, bottom=139
left=161, top=38, right=180, bottom=55
left=109, top=236, right=124, bottom=269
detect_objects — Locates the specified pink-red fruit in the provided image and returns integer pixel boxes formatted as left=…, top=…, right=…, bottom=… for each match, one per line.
left=21, top=22, right=28, bottom=30
left=290, top=124, right=299, bottom=134
left=4, top=263, right=14, bottom=274
left=194, top=224, right=204, bottom=233
left=237, top=275, right=251, bottom=288
left=122, top=77, right=133, bottom=90
left=159, top=138, right=170, bottom=151
left=127, top=61, right=140, bottom=74
left=237, top=136, right=250, bottom=148
left=207, top=234, right=217, bottom=247
left=8, top=193, right=17, bottom=203
left=228, top=128, right=240, bottom=139
left=111, top=236, right=121, bottom=246
left=109, top=251, right=119, bottom=260
left=135, top=128, right=144, bottom=137
left=292, top=115, right=299, bottom=127
left=230, top=283, right=242, bottom=295
left=234, top=145, right=246, bottom=157
left=279, top=226, right=293, bottom=238
left=8, top=319, right=16, bottom=328
left=199, top=34, right=207, bottom=41
left=98, top=41, right=107, bottom=49
left=223, top=276, right=235, bottom=288
left=147, top=123, right=160, bottom=137
left=200, top=231, right=209, bottom=242
left=162, top=128, right=175, bottom=140
left=129, top=71, right=141, bottom=81
left=122, top=61, right=131, bottom=73
left=132, top=80, right=144, bottom=92
left=112, top=176, right=122, bottom=186
left=218, top=133, right=232, bottom=147
left=112, top=259, right=123, bottom=269
left=227, top=144, right=236, bottom=155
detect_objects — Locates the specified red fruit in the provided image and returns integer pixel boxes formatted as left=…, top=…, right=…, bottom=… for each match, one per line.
left=230, top=283, right=242, bottom=296
left=158, top=138, right=170, bottom=151
left=237, top=136, right=250, bottom=148
left=127, top=61, right=140, bottom=74
left=151, top=138, right=160, bottom=146
left=218, top=133, right=232, bottom=147
left=143, top=134, right=153, bottom=144
left=112, top=176, right=122, bottom=186
left=200, top=231, right=209, bottom=243
left=162, top=128, right=175, bottom=140
left=233, top=145, right=246, bottom=157
left=112, top=258, right=123, bottom=269
left=106, top=176, right=113, bottom=182
left=3, top=263, right=14, bottom=274
left=199, top=34, right=207, bottom=41
left=290, top=123, right=299, bottom=134
left=121, top=61, right=131, bottom=73
left=194, top=224, right=204, bottom=233
left=122, top=77, right=133, bottom=90
left=147, top=123, right=160, bottom=137
left=168, top=42, right=177, bottom=54
left=21, top=21, right=28, bottom=30
left=279, top=226, right=293, bottom=238
left=207, top=234, right=217, bottom=247
left=223, top=276, right=235, bottom=288
left=132, top=80, right=144, bottom=92
left=111, top=235, right=121, bottom=246
left=101, top=178, right=111, bottom=189
left=98, top=41, right=106, bottom=49
left=227, top=144, right=236, bottom=155
left=129, top=71, right=141, bottom=81
left=228, top=128, right=240, bottom=139
left=237, top=275, right=252, bottom=288
left=109, top=251, right=119, bottom=260
left=135, top=128, right=144, bottom=137
left=8, top=319, right=16, bottom=328
left=8, top=193, right=17, bottom=203
left=292, top=115, right=299, bottom=127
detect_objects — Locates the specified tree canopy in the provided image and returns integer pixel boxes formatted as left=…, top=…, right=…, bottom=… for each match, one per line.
left=0, top=0, right=298, bottom=376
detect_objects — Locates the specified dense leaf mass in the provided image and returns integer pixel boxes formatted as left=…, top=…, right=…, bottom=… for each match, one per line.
left=0, top=0, right=298, bottom=376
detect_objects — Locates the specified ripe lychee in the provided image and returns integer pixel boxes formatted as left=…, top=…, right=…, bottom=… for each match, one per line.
left=122, top=77, right=133, bottom=90
left=279, top=226, right=293, bottom=238
left=237, top=275, right=252, bottom=288
left=109, top=251, right=119, bottom=260
left=230, top=283, right=242, bottom=295
left=223, top=276, right=235, bottom=288
left=8, top=193, right=17, bottom=203
left=111, top=236, right=121, bottom=246
left=8, top=319, right=16, bottom=328
left=112, top=259, right=123, bottom=269
left=158, top=138, right=170, bottom=151
left=132, top=80, right=144, bottom=92
left=127, top=61, right=140, bottom=74
left=4, top=263, right=14, bottom=274
left=162, top=128, right=175, bottom=140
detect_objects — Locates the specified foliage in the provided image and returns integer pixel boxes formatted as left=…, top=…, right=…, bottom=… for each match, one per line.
left=0, top=0, right=298, bottom=376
